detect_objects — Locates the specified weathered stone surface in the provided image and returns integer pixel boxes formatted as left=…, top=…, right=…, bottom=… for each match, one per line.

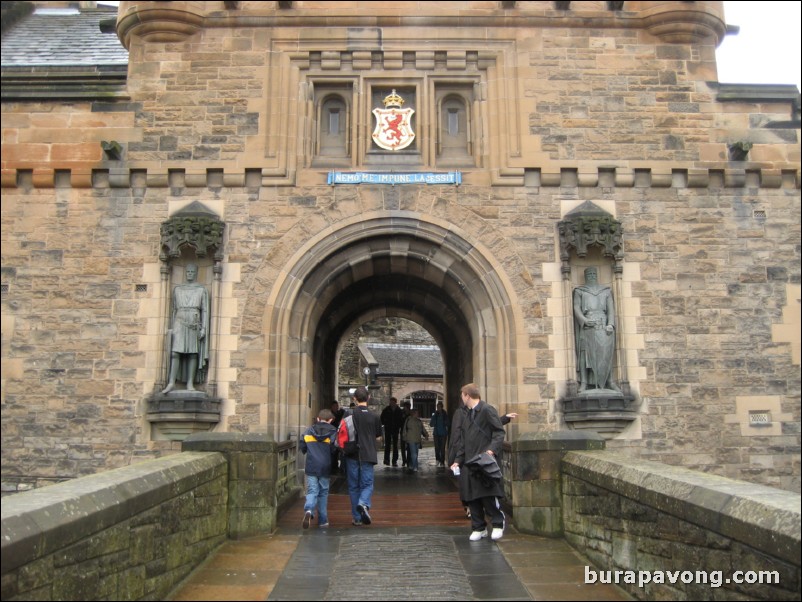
left=562, top=450, right=801, bottom=600
left=0, top=2, right=799, bottom=500
left=0, top=453, right=228, bottom=601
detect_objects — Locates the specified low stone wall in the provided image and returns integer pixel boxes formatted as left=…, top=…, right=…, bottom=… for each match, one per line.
left=1, top=433, right=300, bottom=601
left=562, top=451, right=801, bottom=601
left=182, top=432, right=301, bottom=538
left=0, top=453, right=228, bottom=601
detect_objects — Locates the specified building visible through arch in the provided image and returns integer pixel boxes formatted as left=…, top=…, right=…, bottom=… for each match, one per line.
left=1, top=1, right=799, bottom=494
left=257, top=212, right=523, bottom=442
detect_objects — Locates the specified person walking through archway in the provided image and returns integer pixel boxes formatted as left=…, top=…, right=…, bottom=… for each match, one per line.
left=430, top=400, right=449, bottom=468
left=380, top=397, right=404, bottom=467
left=402, top=408, right=429, bottom=472
left=344, top=386, right=383, bottom=526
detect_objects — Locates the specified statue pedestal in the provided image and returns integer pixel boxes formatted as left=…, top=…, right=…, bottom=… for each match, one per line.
left=147, top=390, right=221, bottom=441
left=561, top=389, right=637, bottom=438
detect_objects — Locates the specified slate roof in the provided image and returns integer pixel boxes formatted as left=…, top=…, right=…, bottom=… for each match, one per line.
left=1, top=7, right=127, bottom=68
left=366, top=344, right=443, bottom=377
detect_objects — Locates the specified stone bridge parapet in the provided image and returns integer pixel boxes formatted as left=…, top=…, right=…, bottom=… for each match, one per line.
left=561, top=450, right=801, bottom=600
left=1, top=434, right=300, bottom=601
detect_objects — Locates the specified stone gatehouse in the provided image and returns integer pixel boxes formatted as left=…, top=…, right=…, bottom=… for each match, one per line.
left=1, top=1, right=799, bottom=493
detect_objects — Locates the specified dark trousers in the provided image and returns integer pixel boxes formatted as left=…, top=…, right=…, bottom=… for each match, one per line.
left=400, top=437, right=408, bottom=465
left=468, top=496, right=505, bottom=532
left=383, top=430, right=400, bottom=464
left=433, top=434, right=447, bottom=463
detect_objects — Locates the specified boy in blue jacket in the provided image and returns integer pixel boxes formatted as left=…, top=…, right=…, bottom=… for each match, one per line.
left=300, top=408, right=337, bottom=529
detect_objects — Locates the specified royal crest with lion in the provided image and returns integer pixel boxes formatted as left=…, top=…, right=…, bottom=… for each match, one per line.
left=372, top=89, right=415, bottom=151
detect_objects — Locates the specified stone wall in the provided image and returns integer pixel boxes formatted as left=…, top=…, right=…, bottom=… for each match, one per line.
left=561, top=450, right=801, bottom=600
left=1, top=2, right=799, bottom=494
left=0, top=432, right=297, bottom=601
left=0, top=453, right=228, bottom=601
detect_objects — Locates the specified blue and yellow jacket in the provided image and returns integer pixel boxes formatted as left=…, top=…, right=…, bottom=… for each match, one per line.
left=300, top=421, right=337, bottom=476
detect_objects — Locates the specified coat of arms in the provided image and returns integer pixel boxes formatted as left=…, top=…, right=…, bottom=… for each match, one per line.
left=372, top=89, right=415, bottom=151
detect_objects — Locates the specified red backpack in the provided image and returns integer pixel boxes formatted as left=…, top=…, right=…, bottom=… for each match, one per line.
left=335, top=412, right=359, bottom=456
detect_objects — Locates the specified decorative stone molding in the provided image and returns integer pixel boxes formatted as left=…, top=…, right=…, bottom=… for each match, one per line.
left=116, top=2, right=205, bottom=48
left=557, top=201, right=624, bottom=266
left=160, top=202, right=224, bottom=262
left=2, top=167, right=799, bottom=190
left=112, top=1, right=726, bottom=46
left=147, top=393, right=222, bottom=441
left=642, top=2, right=727, bottom=44
left=561, top=392, right=638, bottom=437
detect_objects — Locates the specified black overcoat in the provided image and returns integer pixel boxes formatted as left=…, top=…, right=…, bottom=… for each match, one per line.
left=452, top=401, right=505, bottom=501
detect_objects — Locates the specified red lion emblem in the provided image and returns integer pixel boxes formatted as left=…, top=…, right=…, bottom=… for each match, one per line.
left=383, top=113, right=404, bottom=143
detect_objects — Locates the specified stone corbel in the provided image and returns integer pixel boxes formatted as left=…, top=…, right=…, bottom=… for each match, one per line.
left=728, top=140, right=753, bottom=162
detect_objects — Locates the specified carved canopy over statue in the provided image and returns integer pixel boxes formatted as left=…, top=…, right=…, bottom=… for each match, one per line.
left=160, top=213, right=224, bottom=262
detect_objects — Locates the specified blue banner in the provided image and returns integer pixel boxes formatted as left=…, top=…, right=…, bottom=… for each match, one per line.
left=328, top=171, right=461, bottom=185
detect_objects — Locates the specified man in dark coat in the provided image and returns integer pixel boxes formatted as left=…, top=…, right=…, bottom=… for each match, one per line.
left=450, top=382, right=506, bottom=541
left=380, top=396, right=404, bottom=466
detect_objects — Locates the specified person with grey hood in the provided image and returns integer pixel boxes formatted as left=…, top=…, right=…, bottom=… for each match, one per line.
left=300, top=408, right=338, bottom=529
left=450, top=383, right=506, bottom=541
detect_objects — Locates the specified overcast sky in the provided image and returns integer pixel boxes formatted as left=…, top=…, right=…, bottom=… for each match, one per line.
left=716, top=1, right=801, bottom=90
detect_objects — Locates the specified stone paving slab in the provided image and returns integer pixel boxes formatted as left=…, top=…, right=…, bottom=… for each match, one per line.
left=326, top=532, right=472, bottom=601
left=267, top=527, right=530, bottom=601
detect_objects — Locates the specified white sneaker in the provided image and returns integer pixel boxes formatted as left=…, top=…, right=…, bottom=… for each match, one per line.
left=469, top=529, right=488, bottom=541
left=491, top=527, right=504, bottom=541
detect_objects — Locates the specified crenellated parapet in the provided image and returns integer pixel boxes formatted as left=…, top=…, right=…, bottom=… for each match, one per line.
left=2, top=166, right=798, bottom=190
left=114, top=1, right=728, bottom=48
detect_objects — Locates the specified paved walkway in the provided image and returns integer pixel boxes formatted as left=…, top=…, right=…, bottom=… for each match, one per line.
left=168, top=447, right=631, bottom=601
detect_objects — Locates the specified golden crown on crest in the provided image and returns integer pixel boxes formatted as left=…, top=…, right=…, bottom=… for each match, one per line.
left=382, top=89, right=405, bottom=108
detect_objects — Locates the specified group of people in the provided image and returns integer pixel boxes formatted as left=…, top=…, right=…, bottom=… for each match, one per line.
left=299, top=383, right=515, bottom=542
left=379, top=397, right=449, bottom=472
left=164, top=263, right=615, bottom=541
left=301, top=387, right=382, bottom=528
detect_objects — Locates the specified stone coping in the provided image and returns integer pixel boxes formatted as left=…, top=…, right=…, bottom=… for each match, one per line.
left=0, top=452, right=226, bottom=573
left=182, top=431, right=277, bottom=453
left=562, top=451, right=801, bottom=567
left=512, top=430, right=606, bottom=452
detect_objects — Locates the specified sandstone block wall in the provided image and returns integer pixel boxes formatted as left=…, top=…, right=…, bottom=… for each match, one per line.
left=1, top=1, right=799, bottom=493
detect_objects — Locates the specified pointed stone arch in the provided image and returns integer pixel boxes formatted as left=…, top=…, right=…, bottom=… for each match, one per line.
left=241, top=206, right=528, bottom=440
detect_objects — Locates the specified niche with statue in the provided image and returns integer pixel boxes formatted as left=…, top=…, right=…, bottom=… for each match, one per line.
left=147, top=202, right=225, bottom=440
left=557, top=202, right=638, bottom=437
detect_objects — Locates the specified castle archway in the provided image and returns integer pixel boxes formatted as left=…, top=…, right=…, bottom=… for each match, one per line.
left=256, top=211, right=522, bottom=441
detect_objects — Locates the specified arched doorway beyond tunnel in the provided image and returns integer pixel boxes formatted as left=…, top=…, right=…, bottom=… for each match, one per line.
left=399, top=390, right=444, bottom=420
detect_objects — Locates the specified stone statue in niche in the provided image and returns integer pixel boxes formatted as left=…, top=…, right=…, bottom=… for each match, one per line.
left=573, top=267, right=619, bottom=393
left=161, top=263, right=210, bottom=394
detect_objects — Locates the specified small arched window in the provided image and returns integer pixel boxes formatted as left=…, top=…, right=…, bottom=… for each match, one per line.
left=437, top=93, right=471, bottom=163
left=318, top=94, right=349, bottom=158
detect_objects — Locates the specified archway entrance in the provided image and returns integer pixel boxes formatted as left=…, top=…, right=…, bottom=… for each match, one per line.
left=258, top=212, right=520, bottom=445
